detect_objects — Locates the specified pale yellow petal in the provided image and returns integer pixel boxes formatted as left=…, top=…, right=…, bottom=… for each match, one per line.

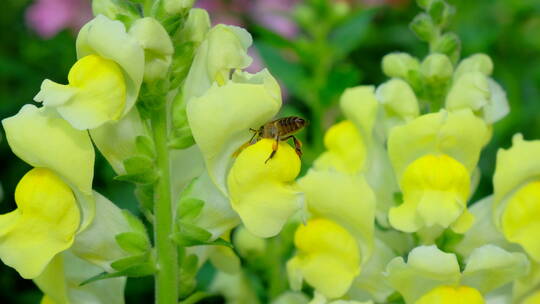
left=2, top=105, right=94, bottom=194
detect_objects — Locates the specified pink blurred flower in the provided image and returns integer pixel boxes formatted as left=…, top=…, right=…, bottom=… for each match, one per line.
left=196, top=0, right=299, bottom=38
left=26, top=0, right=92, bottom=39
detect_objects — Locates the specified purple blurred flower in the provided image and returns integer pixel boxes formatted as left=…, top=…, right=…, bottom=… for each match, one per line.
left=196, top=0, right=299, bottom=38
left=26, top=0, right=92, bottom=38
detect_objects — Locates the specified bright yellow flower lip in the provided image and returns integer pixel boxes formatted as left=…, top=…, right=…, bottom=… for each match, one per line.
left=389, top=154, right=473, bottom=233
left=415, top=286, right=485, bottom=304
left=288, top=218, right=360, bottom=299
left=35, top=54, right=127, bottom=130
left=501, top=181, right=540, bottom=261
left=0, top=168, right=80, bottom=279
left=227, top=139, right=302, bottom=238
left=314, top=120, right=366, bottom=174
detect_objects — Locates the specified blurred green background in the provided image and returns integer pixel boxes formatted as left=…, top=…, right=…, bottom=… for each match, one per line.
left=0, top=0, right=539, bottom=302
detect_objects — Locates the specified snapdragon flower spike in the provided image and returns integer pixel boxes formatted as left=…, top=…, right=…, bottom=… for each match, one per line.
left=35, top=251, right=126, bottom=304
left=0, top=168, right=79, bottom=279
left=34, top=15, right=144, bottom=130
left=493, top=134, right=540, bottom=262
left=385, top=245, right=529, bottom=304
left=387, top=109, right=489, bottom=233
left=228, top=139, right=302, bottom=238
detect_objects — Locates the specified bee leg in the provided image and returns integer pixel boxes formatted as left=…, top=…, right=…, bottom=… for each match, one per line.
left=281, top=136, right=303, bottom=158
left=292, top=136, right=303, bottom=157
left=265, top=135, right=280, bottom=164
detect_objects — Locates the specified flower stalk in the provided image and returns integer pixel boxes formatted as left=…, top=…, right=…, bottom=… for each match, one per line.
left=151, top=98, right=178, bottom=304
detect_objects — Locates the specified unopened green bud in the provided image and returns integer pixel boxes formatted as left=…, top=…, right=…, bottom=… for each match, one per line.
left=454, top=54, right=493, bottom=80
left=428, top=0, right=454, bottom=28
left=176, top=8, right=211, bottom=44
left=130, top=17, right=174, bottom=82
left=382, top=52, right=420, bottom=79
left=421, top=53, right=453, bottom=83
left=92, top=0, right=139, bottom=22
left=431, top=32, right=461, bottom=62
left=164, top=0, right=195, bottom=15
left=233, top=226, right=267, bottom=258
left=410, top=13, right=438, bottom=42
left=416, top=0, right=433, bottom=9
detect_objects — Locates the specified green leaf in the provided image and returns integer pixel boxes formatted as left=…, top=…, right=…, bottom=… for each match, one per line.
left=135, top=136, right=155, bottom=159
left=111, top=254, right=149, bottom=271
left=177, top=198, right=205, bottom=222
left=80, top=261, right=155, bottom=286
left=115, top=232, right=150, bottom=254
left=328, top=8, right=377, bottom=58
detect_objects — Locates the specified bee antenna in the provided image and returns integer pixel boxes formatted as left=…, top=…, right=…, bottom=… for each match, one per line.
left=249, top=128, right=257, bottom=132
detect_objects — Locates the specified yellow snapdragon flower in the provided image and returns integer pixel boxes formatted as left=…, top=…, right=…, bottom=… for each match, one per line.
left=228, top=139, right=301, bottom=238
left=387, top=109, right=489, bottom=233
left=34, top=15, right=144, bottom=130
left=493, top=134, right=540, bottom=262
left=385, top=245, right=528, bottom=304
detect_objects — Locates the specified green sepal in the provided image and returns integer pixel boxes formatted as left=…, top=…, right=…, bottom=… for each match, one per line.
left=177, top=198, right=205, bottom=222
left=111, top=253, right=149, bottom=271
left=135, top=135, right=156, bottom=159
left=115, top=155, right=158, bottom=184
left=135, top=184, right=154, bottom=211
left=80, top=257, right=156, bottom=286
left=178, top=253, right=199, bottom=298
left=173, top=221, right=233, bottom=248
left=115, top=232, right=151, bottom=254
left=168, top=130, right=195, bottom=149
left=122, top=210, right=148, bottom=235
left=431, top=33, right=461, bottom=63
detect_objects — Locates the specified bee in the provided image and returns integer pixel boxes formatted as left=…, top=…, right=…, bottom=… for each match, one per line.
left=241, top=116, right=308, bottom=163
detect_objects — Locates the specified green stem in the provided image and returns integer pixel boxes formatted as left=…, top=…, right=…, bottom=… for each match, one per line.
left=152, top=103, right=178, bottom=304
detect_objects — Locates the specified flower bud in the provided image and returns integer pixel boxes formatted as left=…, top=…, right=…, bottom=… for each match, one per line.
left=129, top=17, right=174, bottom=82
left=381, top=53, right=420, bottom=80
left=454, top=54, right=493, bottom=80
left=233, top=226, right=267, bottom=258
left=431, top=33, right=461, bottom=62
left=410, top=13, right=437, bottom=42
left=92, top=0, right=139, bottom=21
left=416, top=0, right=433, bottom=9
left=428, top=0, right=454, bottom=28
left=420, top=53, right=453, bottom=83
left=164, top=0, right=195, bottom=15
left=176, top=8, right=211, bottom=44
